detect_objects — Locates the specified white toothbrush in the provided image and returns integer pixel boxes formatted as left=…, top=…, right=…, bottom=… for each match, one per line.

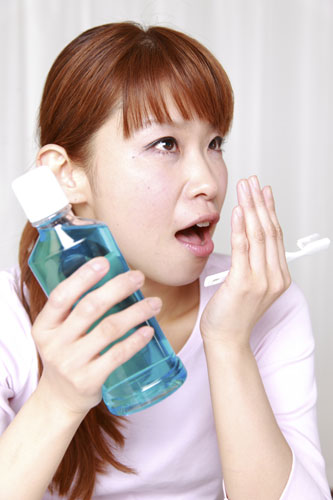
left=204, top=233, right=331, bottom=287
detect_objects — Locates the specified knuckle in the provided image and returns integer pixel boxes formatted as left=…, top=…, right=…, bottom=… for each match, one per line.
left=253, top=227, right=265, bottom=243
left=266, top=223, right=277, bottom=239
left=238, top=242, right=249, bottom=254
left=255, top=278, right=268, bottom=296
left=233, top=275, right=252, bottom=295
left=68, top=371, right=84, bottom=392
left=270, top=277, right=285, bottom=296
left=238, top=282, right=251, bottom=296
left=276, top=223, right=284, bottom=241
left=255, top=194, right=265, bottom=207
left=99, top=316, right=117, bottom=341
left=110, top=343, right=125, bottom=366
left=79, top=294, right=101, bottom=316
left=269, top=271, right=292, bottom=297
left=58, top=359, right=71, bottom=378
left=232, top=234, right=249, bottom=254
left=244, top=192, right=255, bottom=207
left=49, top=287, right=67, bottom=309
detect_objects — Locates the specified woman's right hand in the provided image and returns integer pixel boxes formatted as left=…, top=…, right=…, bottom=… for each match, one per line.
left=32, top=256, right=160, bottom=417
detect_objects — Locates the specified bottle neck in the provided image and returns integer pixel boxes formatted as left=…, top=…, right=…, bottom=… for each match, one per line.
left=32, top=204, right=74, bottom=229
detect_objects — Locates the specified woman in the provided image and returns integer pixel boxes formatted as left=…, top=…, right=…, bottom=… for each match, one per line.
left=0, top=22, right=330, bottom=500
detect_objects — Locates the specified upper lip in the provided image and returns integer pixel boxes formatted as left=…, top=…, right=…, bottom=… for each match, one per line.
left=177, top=213, right=220, bottom=232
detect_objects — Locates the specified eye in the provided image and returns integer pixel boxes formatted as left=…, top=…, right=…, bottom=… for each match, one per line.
left=209, top=136, right=225, bottom=152
left=147, top=137, right=178, bottom=154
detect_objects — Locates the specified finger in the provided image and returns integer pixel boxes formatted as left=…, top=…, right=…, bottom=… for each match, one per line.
left=237, top=179, right=266, bottom=275
left=63, top=269, right=146, bottom=340
left=262, top=185, right=291, bottom=281
left=230, top=205, right=250, bottom=279
left=78, top=296, right=162, bottom=361
left=91, top=325, right=155, bottom=386
left=248, top=176, right=281, bottom=272
left=36, top=257, right=111, bottom=329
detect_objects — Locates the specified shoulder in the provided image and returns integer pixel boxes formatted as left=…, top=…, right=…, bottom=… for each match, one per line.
left=0, top=266, right=36, bottom=392
left=0, top=267, right=38, bottom=433
left=0, top=266, right=31, bottom=331
left=0, top=266, right=21, bottom=297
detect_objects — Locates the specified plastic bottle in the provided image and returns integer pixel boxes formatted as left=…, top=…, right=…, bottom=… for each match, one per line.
left=12, top=166, right=187, bottom=415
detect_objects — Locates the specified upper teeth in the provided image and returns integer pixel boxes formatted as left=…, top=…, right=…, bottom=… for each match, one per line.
left=196, top=222, right=210, bottom=227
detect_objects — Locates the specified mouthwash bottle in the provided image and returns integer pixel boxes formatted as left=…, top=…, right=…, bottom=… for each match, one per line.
left=12, top=166, right=187, bottom=416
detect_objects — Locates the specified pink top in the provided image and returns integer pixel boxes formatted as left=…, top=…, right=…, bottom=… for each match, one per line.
left=0, top=254, right=330, bottom=499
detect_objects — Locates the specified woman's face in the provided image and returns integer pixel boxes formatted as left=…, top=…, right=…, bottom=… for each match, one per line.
left=84, top=100, right=228, bottom=286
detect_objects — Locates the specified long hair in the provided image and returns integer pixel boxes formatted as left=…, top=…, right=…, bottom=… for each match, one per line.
left=19, top=22, right=234, bottom=499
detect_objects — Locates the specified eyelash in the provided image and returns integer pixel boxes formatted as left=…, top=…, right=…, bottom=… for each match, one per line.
left=209, top=136, right=226, bottom=152
left=150, top=137, right=178, bottom=154
left=145, top=136, right=225, bottom=155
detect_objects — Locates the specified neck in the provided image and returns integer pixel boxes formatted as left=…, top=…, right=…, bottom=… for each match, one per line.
left=141, top=278, right=200, bottom=327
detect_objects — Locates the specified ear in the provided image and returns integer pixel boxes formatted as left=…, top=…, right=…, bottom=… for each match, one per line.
left=36, top=144, right=92, bottom=206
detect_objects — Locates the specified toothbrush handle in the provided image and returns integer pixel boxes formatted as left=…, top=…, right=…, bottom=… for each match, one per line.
left=285, top=252, right=299, bottom=263
left=204, top=255, right=294, bottom=287
left=204, top=269, right=229, bottom=287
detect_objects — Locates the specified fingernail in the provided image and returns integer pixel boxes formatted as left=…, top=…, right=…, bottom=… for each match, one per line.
left=240, top=179, right=250, bottom=194
left=141, top=326, right=154, bottom=338
left=264, top=185, right=273, bottom=198
left=129, top=270, right=144, bottom=285
left=147, top=297, right=162, bottom=312
left=90, top=258, right=109, bottom=271
left=249, top=176, right=260, bottom=190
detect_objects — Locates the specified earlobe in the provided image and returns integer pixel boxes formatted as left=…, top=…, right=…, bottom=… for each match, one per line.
left=36, top=144, right=91, bottom=205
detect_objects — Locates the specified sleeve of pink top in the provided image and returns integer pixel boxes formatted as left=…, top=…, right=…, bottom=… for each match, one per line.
left=0, top=270, right=36, bottom=435
left=222, top=283, right=331, bottom=499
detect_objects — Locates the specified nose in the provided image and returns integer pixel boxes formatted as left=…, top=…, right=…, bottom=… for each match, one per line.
left=184, top=152, right=221, bottom=201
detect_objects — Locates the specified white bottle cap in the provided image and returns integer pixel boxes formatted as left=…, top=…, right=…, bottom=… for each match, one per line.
left=12, top=166, right=70, bottom=223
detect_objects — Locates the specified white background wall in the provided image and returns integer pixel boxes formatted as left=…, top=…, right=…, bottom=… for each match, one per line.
left=1, top=0, right=332, bottom=488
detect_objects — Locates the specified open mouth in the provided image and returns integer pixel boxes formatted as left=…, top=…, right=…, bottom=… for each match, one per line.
left=174, top=214, right=219, bottom=257
left=175, top=221, right=211, bottom=246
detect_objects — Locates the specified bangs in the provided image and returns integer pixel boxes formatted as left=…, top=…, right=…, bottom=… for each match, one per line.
left=119, top=27, right=234, bottom=137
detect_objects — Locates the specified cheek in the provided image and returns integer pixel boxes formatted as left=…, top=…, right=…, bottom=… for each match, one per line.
left=134, top=182, right=174, bottom=228
left=216, top=163, right=228, bottom=206
left=111, top=175, right=174, bottom=233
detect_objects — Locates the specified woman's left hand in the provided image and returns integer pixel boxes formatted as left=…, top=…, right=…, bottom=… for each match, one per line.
left=200, top=176, right=291, bottom=348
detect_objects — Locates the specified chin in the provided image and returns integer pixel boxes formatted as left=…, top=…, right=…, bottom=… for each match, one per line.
left=147, top=256, right=209, bottom=287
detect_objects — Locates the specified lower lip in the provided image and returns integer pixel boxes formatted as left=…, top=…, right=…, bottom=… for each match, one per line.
left=176, top=234, right=215, bottom=258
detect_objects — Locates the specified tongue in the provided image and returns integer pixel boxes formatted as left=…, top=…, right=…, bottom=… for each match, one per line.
left=176, top=226, right=203, bottom=245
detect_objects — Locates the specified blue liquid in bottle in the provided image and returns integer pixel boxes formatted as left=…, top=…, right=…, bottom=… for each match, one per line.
left=28, top=206, right=187, bottom=415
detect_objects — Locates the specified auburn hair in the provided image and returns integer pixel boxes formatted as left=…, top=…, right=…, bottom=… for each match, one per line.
left=19, top=22, right=234, bottom=499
